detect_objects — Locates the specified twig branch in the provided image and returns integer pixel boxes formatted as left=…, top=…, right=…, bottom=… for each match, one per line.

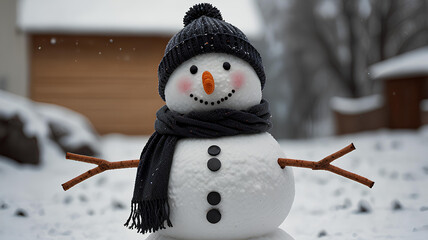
left=62, top=153, right=139, bottom=191
left=278, top=143, right=374, bottom=188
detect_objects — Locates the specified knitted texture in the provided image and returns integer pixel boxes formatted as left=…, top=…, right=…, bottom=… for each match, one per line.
left=157, top=3, right=265, bottom=101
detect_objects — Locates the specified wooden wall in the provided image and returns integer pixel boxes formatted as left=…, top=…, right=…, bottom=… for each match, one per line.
left=384, top=76, right=428, bottom=129
left=334, top=107, right=387, bottom=135
left=30, top=34, right=169, bottom=135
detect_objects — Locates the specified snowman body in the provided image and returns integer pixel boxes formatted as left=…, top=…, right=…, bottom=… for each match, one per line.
left=159, top=133, right=294, bottom=240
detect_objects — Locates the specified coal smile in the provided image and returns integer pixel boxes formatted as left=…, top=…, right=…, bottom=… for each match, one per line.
left=189, top=89, right=236, bottom=106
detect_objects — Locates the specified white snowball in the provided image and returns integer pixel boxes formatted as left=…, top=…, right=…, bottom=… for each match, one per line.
left=158, top=133, right=295, bottom=240
left=164, top=53, right=262, bottom=114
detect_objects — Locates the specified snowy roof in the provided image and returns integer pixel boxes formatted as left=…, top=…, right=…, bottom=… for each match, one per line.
left=17, top=0, right=264, bottom=39
left=330, top=94, right=384, bottom=115
left=369, top=46, right=428, bottom=80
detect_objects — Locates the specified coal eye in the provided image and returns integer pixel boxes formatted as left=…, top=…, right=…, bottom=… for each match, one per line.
left=223, top=62, right=231, bottom=70
left=190, top=65, right=198, bottom=74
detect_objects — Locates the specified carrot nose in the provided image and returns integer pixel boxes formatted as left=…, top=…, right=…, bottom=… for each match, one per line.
left=202, top=71, right=215, bottom=95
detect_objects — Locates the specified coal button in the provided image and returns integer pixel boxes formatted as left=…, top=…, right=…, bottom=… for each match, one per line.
left=208, top=145, right=221, bottom=156
left=207, top=158, right=221, bottom=172
left=207, top=191, right=221, bottom=205
left=206, top=209, right=221, bottom=224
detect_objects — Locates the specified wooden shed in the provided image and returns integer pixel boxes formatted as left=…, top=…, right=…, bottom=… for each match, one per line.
left=331, top=47, right=428, bottom=135
left=369, top=47, right=428, bottom=129
left=17, top=0, right=263, bottom=135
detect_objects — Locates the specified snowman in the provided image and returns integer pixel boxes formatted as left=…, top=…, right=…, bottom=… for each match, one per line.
left=148, top=56, right=294, bottom=240
left=122, top=4, right=295, bottom=240
left=62, top=3, right=373, bottom=240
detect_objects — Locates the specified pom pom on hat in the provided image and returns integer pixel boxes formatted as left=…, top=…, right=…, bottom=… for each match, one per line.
left=183, top=3, right=223, bottom=26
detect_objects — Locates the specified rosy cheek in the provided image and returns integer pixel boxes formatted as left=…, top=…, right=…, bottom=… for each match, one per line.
left=231, top=72, right=245, bottom=89
left=177, top=77, right=193, bottom=93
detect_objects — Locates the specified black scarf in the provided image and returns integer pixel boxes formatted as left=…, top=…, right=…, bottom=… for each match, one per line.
left=125, top=100, right=272, bottom=234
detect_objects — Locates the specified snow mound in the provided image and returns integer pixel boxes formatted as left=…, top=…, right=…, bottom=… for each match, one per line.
left=0, top=90, right=99, bottom=164
left=36, top=103, right=100, bottom=156
left=0, top=90, right=49, bottom=138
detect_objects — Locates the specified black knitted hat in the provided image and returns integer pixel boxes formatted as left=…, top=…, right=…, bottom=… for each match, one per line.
left=158, top=3, right=266, bottom=101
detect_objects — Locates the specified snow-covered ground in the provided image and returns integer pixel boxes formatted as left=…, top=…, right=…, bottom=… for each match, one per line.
left=1, top=128, right=427, bottom=240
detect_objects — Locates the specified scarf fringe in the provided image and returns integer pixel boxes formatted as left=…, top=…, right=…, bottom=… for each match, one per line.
left=124, top=199, right=173, bottom=234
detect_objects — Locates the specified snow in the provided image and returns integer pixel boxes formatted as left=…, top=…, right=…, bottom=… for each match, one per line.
left=0, top=90, right=99, bottom=162
left=0, top=90, right=49, bottom=139
left=421, top=99, right=428, bottom=112
left=36, top=103, right=99, bottom=150
left=369, top=47, right=428, bottom=80
left=1, top=126, right=427, bottom=239
left=330, top=94, right=384, bottom=114
left=17, top=0, right=263, bottom=39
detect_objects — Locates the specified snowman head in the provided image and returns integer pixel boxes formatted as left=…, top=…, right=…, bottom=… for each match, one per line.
left=164, top=53, right=262, bottom=113
left=157, top=3, right=266, bottom=114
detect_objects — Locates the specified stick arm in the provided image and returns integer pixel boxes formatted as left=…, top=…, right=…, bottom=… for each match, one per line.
left=62, top=153, right=139, bottom=191
left=278, top=143, right=374, bottom=188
